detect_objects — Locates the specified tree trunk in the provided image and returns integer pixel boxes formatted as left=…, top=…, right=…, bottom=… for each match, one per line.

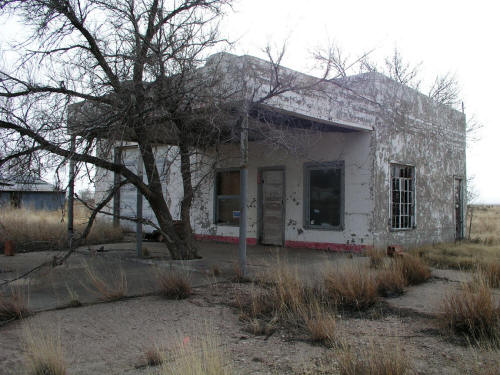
left=179, top=139, right=198, bottom=255
left=135, top=126, right=199, bottom=260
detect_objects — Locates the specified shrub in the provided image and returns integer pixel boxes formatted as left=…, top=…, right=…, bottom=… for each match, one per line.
left=0, top=207, right=123, bottom=252
left=336, top=341, right=411, bottom=375
left=83, top=261, right=127, bottom=301
left=366, top=248, right=385, bottom=269
left=324, top=266, right=379, bottom=310
left=24, top=328, right=67, bottom=375
left=301, top=302, right=337, bottom=345
left=479, top=262, right=500, bottom=288
left=376, top=264, right=406, bottom=297
left=0, top=286, right=28, bottom=322
left=396, top=254, right=431, bottom=285
left=144, top=347, right=164, bottom=367
left=158, top=332, right=232, bottom=375
left=157, top=269, right=192, bottom=300
left=440, top=275, right=500, bottom=343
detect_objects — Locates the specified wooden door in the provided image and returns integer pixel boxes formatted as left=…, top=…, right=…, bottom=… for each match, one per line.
left=260, top=169, right=284, bottom=246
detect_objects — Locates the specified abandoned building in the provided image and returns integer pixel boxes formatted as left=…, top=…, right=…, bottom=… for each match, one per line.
left=0, top=175, right=65, bottom=211
left=92, top=52, right=466, bottom=251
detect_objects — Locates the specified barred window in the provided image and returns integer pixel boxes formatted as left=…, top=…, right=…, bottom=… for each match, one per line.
left=391, top=164, right=415, bottom=230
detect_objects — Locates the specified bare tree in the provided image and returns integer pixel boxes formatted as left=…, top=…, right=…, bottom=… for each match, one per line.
left=0, top=0, right=339, bottom=260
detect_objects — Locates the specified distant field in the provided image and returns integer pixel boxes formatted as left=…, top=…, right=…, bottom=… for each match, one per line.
left=412, top=204, right=500, bottom=270
left=0, top=203, right=123, bottom=252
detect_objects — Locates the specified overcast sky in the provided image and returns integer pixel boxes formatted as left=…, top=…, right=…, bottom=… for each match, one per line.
left=220, top=0, right=500, bottom=204
left=1, top=0, right=498, bottom=203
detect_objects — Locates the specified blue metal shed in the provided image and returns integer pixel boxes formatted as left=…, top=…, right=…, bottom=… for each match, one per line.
left=0, top=176, right=65, bottom=211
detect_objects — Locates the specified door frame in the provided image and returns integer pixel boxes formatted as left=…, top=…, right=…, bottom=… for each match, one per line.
left=454, top=176, right=465, bottom=240
left=257, top=166, right=286, bottom=246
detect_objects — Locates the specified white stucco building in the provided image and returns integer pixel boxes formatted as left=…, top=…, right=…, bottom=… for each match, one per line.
left=94, top=53, right=466, bottom=251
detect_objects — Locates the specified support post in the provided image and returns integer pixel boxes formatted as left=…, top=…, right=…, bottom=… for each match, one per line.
left=238, top=112, right=248, bottom=276
left=67, top=136, right=76, bottom=249
left=113, top=147, right=121, bottom=227
left=136, top=151, right=143, bottom=258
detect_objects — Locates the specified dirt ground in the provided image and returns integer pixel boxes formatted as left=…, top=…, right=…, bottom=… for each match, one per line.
left=1, top=242, right=499, bottom=374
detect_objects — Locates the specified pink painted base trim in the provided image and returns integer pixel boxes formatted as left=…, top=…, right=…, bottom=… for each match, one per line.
left=285, top=240, right=366, bottom=253
left=194, top=234, right=257, bottom=245
left=194, top=234, right=366, bottom=252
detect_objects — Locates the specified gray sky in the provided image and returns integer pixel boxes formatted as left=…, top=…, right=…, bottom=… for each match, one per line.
left=221, top=0, right=500, bottom=203
left=1, top=0, right=498, bottom=203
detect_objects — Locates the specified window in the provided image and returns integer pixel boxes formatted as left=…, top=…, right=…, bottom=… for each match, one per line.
left=391, top=164, right=415, bottom=230
left=215, top=170, right=240, bottom=225
left=304, top=161, right=344, bottom=229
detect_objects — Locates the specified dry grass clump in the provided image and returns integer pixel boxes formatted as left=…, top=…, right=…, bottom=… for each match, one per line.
left=301, top=302, right=337, bottom=345
left=0, top=207, right=123, bottom=252
left=395, top=254, right=431, bottom=286
left=158, top=332, right=232, bottom=375
left=324, top=265, right=379, bottom=310
left=376, top=264, right=407, bottom=297
left=24, top=327, right=67, bottom=375
left=144, top=347, right=164, bottom=367
left=336, top=341, right=411, bottom=375
left=0, top=286, right=29, bottom=322
left=366, top=248, right=386, bottom=269
left=157, top=268, right=192, bottom=300
left=83, top=261, right=128, bottom=301
left=440, top=274, right=500, bottom=343
left=478, top=262, right=500, bottom=288
left=468, top=205, right=500, bottom=244
left=240, top=260, right=338, bottom=344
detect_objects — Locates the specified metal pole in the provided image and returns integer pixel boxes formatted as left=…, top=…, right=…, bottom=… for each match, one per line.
left=112, top=147, right=121, bottom=227
left=68, top=136, right=76, bottom=249
left=136, top=151, right=143, bottom=257
left=238, top=112, right=248, bottom=276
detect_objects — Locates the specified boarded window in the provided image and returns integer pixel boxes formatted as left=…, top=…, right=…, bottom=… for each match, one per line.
left=391, top=164, right=415, bottom=230
left=304, top=162, right=344, bottom=229
left=215, top=170, right=240, bottom=225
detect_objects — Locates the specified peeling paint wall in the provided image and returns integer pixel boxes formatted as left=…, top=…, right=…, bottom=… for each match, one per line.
left=93, top=55, right=466, bottom=250
left=191, top=131, right=374, bottom=249
left=357, top=74, right=467, bottom=248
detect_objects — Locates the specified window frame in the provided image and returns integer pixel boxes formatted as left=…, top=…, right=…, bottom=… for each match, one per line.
left=213, top=168, right=240, bottom=227
left=303, top=161, right=345, bottom=231
left=390, top=163, right=416, bottom=231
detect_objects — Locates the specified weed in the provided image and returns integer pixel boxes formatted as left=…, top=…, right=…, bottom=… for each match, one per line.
left=366, top=248, right=385, bottom=269
left=478, top=262, right=500, bottom=288
left=144, top=347, right=164, bottom=367
left=376, top=263, right=406, bottom=297
left=0, top=285, right=28, bottom=322
left=324, top=265, right=379, bottom=310
left=440, top=274, right=500, bottom=343
left=157, top=268, right=192, bottom=300
left=158, top=331, right=232, bottom=375
left=336, top=340, right=411, bottom=375
left=396, top=254, right=431, bottom=285
left=83, top=261, right=127, bottom=301
left=301, top=302, right=337, bottom=345
left=24, top=327, right=66, bottom=375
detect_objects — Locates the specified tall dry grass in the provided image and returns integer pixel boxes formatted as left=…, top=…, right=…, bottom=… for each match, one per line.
left=324, top=265, right=379, bottom=310
left=158, top=331, right=233, bottom=375
left=468, top=205, right=500, bottom=244
left=336, top=340, right=411, bottom=375
left=440, top=273, right=500, bottom=344
left=412, top=205, right=500, bottom=276
left=83, top=261, right=128, bottom=301
left=0, top=285, right=29, bottom=322
left=23, top=326, right=67, bottom=375
left=0, top=206, right=123, bottom=251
